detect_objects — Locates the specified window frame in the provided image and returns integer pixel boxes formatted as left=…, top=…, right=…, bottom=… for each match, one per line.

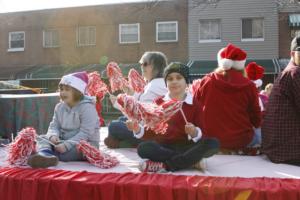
left=156, top=21, right=178, bottom=43
left=77, top=26, right=96, bottom=47
left=8, top=31, right=25, bottom=52
left=198, top=19, right=221, bottom=43
left=241, top=18, right=265, bottom=42
left=119, top=23, right=140, bottom=44
left=43, top=29, right=60, bottom=48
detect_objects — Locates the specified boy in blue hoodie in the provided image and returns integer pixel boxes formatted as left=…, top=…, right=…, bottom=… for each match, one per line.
left=28, top=72, right=100, bottom=168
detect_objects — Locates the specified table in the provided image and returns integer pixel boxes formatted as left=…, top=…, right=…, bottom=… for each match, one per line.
left=0, top=93, right=59, bottom=138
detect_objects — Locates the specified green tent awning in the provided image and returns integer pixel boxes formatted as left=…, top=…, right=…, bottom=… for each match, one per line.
left=187, top=59, right=279, bottom=75
left=289, top=14, right=300, bottom=27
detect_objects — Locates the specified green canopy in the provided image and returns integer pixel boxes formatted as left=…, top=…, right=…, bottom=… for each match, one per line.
left=187, top=59, right=279, bottom=75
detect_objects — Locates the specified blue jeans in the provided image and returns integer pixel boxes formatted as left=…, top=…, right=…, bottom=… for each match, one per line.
left=37, top=136, right=84, bottom=162
left=108, top=116, right=142, bottom=146
left=248, top=128, right=262, bottom=147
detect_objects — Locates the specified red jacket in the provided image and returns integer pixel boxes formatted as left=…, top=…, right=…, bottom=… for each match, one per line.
left=194, top=69, right=261, bottom=150
left=140, top=93, right=202, bottom=145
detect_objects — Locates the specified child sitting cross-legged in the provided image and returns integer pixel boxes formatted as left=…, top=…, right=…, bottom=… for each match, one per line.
left=27, top=72, right=100, bottom=168
left=126, top=63, right=220, bottom=172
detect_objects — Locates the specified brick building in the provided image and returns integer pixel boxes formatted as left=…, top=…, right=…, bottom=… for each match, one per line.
left=0, top=0, right=188, bottom=79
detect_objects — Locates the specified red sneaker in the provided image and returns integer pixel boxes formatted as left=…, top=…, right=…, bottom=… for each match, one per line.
left=139, top=159, right=167, bottom=173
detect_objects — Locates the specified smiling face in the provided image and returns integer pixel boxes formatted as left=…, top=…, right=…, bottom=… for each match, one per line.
left=59, top=84, right=82, bottom=106
left=166, top=72, right=187, bottom=97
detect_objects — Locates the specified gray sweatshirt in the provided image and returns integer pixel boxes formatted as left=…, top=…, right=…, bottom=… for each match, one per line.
left=46, top=95, right=100, bottom=150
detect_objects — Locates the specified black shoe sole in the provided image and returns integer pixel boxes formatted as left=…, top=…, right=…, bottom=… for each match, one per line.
left=28, top=154, right=59, bottom=168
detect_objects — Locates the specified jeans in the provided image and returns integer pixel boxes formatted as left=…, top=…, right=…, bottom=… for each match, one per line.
left=37, top=135, right=98, bottom=162
left=137, top=138, right=219, bottom=171
left=248, top=127, right=262, bottom=147
left=108, top=116, right=142, bottom=146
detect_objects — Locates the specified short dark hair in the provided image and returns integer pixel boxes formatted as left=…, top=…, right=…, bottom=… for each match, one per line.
left=291, top=36, right=300, bottom=51
left=139, top=51, right=168, bottom=80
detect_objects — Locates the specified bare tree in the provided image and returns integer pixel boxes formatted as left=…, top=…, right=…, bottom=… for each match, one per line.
left=190, top=0, right=221, bottom=9
left=276, top=0, right=300, bottom=9
left=140, top=0, right=222, bottom=10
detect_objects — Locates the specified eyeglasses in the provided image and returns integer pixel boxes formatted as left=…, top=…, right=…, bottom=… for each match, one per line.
left=140, top=62, right=148, bottom=67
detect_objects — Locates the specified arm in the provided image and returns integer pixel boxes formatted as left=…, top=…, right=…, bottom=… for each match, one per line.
left=46, top=104, right=61, bottom=140
left=193, top=76, right=209, bottom=102
left=291, top=70, right=300, bottom=114
left=249, top=86, right=262, bottom=128
left=187, top=100, right=203, bottom=143
left=139, top=82, right=167, bottom=103
left=63, top=104, right=99, bottom=151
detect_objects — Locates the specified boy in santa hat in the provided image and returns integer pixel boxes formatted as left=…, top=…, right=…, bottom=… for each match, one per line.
left=193, top=44, right=262, bottom=151
left=28, top=71, right=100, bottom=168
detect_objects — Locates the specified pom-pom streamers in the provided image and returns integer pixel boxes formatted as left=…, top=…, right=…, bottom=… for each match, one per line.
left=77, top=140, right=119, bottom=168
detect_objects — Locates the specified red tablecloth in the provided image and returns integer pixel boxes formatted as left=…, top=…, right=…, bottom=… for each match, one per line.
left=0, top=167, right=299, bottom=200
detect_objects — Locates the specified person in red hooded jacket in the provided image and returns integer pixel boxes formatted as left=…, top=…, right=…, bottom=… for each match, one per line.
left=194, top=44, right=262, bottom=151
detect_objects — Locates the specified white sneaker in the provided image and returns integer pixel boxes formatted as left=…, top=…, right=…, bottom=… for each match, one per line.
left=192, top=159, right=206, bottom=171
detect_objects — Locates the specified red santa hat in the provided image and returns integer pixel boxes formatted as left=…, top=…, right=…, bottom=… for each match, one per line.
left=245, top=62, right=264, bottom=88
left=217, top=43, right=247, bottom=70
left=59, top=71, right=89, bottom=94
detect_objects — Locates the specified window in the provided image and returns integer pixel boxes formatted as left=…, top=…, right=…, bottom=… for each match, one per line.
left=199, top=19, right=221, bottom=42
left=8, top=31, right=25, bottom=52
left=156, top=21, right=178, bottom=42
left=242, top=18, right=264, bottom=41
left=77, top=26, right=96, bottom=46
left=119, top=23, right=140, bottom=44
left=43, top=30, right=59, bottom=48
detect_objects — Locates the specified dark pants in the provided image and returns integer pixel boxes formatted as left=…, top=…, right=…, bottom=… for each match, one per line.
left=284, top=160, right=300, bottom=166
left=108, top=116, right=142, bottom=146
left=137, top=138, right=219, bottom=171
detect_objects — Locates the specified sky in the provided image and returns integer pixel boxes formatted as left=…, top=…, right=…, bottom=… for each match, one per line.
left=0, top=0, right=148, bottom=13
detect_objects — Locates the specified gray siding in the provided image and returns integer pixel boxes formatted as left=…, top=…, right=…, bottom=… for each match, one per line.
left=188, top=0, right=279, bottom=60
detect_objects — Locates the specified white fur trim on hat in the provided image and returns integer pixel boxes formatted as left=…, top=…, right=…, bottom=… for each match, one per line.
left=232, top=60, right=246, bottom=70
left=253, top=79, right=263, bottom=88
left=217, top=47, right=246, bottom=70
left=60, top=74, right=87, bottom=94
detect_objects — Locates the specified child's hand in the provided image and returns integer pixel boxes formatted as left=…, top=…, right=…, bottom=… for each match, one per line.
left=185, top=123, right=197, bottom=138
left=50, top=136, right=60, bottom=145
left=109, top=95, right=117, bottom=105
left=123, top=85, right=134, bottom=95
left=55, top=143, right=67, bottom=153
left=125, top=120, right=140, bottom=133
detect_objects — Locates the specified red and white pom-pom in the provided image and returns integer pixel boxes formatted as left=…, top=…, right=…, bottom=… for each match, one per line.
left=189, top=79, right=202, bottom=95
left=7, top=127, right=37, bottom=166
left=138, top=100, right=183, bottom=134
left=117, top=94, right=142, bottom=122
left=245, top=62, right=264, bottom=81
left=77, top=140, right=119, bottom=169
left=87, top=71, right=109, bottom=99
left=128, top=69, right=146, bottom=93
left=106, top=62, right=128, bottom=92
